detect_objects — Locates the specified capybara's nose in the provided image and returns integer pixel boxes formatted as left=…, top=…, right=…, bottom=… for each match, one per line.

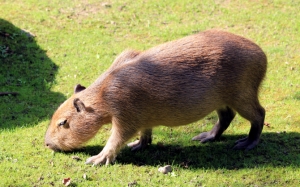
left=45, top=141, right=52, bottom=149
left=45, top=141, right=59, bottom=151
left=45, top=130, right=56, bottom=150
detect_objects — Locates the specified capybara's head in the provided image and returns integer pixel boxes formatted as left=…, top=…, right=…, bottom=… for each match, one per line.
left=45, top=84, right=111, bottom=151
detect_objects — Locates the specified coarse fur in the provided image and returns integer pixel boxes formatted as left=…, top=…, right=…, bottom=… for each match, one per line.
left=45, top=30, right=267, bottom=165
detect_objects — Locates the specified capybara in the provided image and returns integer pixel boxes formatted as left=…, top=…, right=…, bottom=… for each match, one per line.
left=45, top=30, right=267, bottom=165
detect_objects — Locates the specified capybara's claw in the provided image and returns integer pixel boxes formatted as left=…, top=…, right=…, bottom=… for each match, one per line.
left=85, top=151, right=116, bottom=166
left=85, top=157, right=95, bottom=165
left=85, top=156, right=106, bottom=166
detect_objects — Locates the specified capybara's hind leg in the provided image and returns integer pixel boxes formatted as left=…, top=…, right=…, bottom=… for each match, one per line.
left=233, top=101, right=265, bottom=150
left=127, top=129, right=152, bottom=151
left=192, top=106, right=236, bottom=142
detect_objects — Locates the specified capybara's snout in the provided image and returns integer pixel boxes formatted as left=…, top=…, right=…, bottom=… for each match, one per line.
left=45, top=140, right=58, bottom=151
left=44, top=130, right=60, bottom=151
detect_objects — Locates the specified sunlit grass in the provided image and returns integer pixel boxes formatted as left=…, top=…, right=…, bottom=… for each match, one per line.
left=0, top=0, right=299, bottom=186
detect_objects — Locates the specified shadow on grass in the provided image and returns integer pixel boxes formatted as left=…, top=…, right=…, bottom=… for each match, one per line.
left=0, top=19, right=65, bottom=130
left=77, top=132, right=300, bottom=169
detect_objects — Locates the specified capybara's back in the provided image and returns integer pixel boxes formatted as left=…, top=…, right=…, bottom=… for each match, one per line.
left=103, top=30, right=266, bottom=128
left=45, top=30, right=267, bottom=165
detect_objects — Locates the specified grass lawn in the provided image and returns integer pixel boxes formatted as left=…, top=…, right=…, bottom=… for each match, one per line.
left=1, top=0, right=300, bottom=186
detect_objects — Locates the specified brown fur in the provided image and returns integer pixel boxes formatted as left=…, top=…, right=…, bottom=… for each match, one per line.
left=45, top=30, right=267, bottom=165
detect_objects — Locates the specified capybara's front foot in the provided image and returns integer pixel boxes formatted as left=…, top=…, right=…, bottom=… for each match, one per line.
left=127, top=129, right=152, bottom=151
left=233, top=137, right=259, bottom=150
left=127, top=138, right=151, bottom=151
left=85, top=149, right=116, bottom=166
left=192, top=131, right=217, bottom=143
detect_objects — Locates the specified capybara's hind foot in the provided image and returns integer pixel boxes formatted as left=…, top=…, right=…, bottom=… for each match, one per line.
left=192, top=132, right=216, bottom=143
left=233, top=137, right=259, bottom=150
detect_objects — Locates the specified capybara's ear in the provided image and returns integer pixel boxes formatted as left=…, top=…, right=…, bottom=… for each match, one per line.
left=73, top=98, right=86, bottom=112
left=74, top=84, right=86, bottom=93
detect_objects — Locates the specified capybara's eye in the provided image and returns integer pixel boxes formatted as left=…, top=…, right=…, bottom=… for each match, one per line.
left=58, top=120, right=67, bottom=127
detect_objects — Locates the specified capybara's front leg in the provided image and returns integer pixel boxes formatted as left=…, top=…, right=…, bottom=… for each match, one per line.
left=192, top=106, right=236, bottom=142
left=127, top=129, right=152, bottom=151
left=86, top=120, right=137, bottom=165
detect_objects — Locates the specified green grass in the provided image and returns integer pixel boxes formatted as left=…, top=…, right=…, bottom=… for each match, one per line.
left=1, top=0, right=300, bottom=186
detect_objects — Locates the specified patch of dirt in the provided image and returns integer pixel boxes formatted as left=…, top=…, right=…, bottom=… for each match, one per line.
left=59, top=2, right=112, bottom=19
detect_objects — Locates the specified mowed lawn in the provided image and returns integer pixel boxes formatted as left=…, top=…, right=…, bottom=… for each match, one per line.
left=0, top=0, right=300, bottom=186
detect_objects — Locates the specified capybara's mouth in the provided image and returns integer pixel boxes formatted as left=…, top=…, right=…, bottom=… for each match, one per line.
left=45, top=140, right=82, bottom=152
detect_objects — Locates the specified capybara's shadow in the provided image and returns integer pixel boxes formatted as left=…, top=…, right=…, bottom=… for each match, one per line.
left=0, top=19, right=65, bottom=129
left=78, top=132, right=300, bottom=169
